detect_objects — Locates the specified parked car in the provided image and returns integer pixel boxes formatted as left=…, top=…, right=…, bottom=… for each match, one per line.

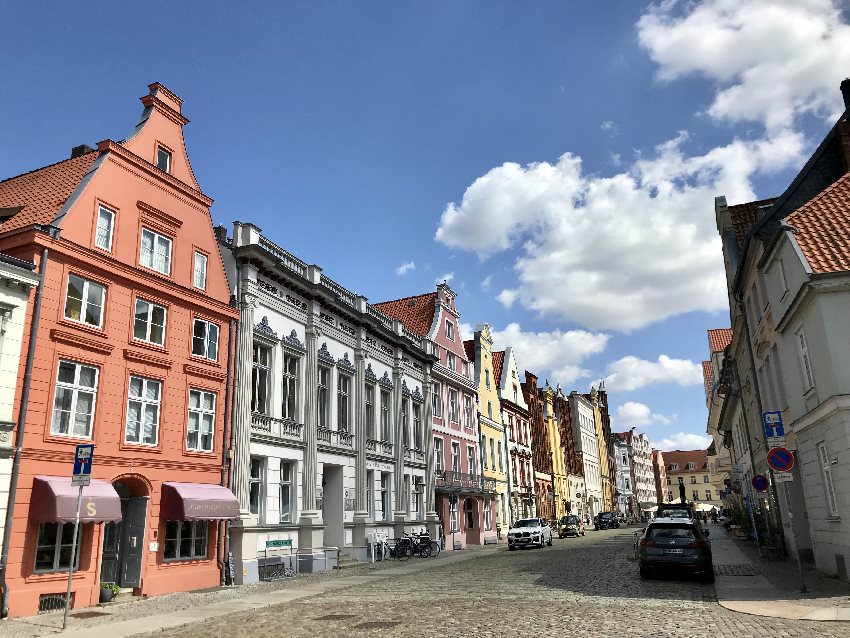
left=594, top=511, right=619, bottom=530
left=558, top=515, right=586, bottom=538
left=638, top=517, right=714, bottom=582
left=507, top=518, right=553, bottom=550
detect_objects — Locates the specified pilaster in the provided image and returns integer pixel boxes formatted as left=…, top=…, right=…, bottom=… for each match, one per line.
left=232, top=282, right=257, bottom=512
left=298, top=300, right=323, bottom=535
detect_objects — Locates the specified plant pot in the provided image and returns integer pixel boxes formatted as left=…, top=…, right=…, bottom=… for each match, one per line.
left=99, top=587, right=114, bottom=603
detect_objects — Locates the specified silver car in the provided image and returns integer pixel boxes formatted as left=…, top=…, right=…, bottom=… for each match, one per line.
left=507, top=518, right=553, bottom=550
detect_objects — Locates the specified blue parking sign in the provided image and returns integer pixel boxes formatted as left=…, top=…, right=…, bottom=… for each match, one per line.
left=72, top=444, right=94, bottom=477
left=762, top=411, right=784, bottom=438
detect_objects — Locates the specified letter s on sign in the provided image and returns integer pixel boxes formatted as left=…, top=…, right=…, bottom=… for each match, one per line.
left=86, top=501, right=97, bottom=517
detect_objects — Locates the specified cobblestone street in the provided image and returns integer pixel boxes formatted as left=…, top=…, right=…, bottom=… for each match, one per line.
left=140, top=528, right=849, bottom=638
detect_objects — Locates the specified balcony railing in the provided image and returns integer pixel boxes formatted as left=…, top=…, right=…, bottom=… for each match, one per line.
left=317, top=426, right=354, bottom=449
left=403, top=446, right=425, bottom=463
left=434, top=470, right=497, bottom=493
left=365, top=438, right=394, bottom=456
left=251, top=413, right=303, bottom=442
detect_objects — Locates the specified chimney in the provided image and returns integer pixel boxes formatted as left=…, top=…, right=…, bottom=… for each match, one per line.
left=842, top=78, right=850, bottom=111
left=214, top=225, right=228, bottom=243
left=70, top=144, right=95, bottom=159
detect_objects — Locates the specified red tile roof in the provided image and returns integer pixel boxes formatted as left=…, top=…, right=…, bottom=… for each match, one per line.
left=373, top=292, right=436, bottom=336
left=463, top=339, right=475, bottom=362
left=707, top=328, right=732, bottom=353
left=612, top=431, right=632, bottom=445
left=663, top=449, right=708, bottom=474
left=786, top=173, right=850, bottom=274
left=702, top=360, right=713, bottom=397
left=492, top=350, right=505, bottom=387
left=728, top=197, right=777, bottom=250
left=0, top=152, right=99, bottom=235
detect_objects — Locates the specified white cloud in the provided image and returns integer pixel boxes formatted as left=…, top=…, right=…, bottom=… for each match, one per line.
left=480, top=274, right=493, bottom=291
left=489, top=322, right=609, bottom=386
left=600, top=120, right=619, bottom=136
left=458, top=322, right=474, bottom=341
left=496, top=288, right=518, bottom=308
left=435, top=130, right=803, bottom=331
left=395, top=261, right=416, bottom=276
left=435, top=272, right=454, bottom=284
left=637, top=0, right=850, bottom=131
left=654, top=431, right=713, bottom=452
left=604, top=354, right=703, bottom=392
left=610, top=152, right=622, bottom=167
left=614, top=401, right=676, bottom=428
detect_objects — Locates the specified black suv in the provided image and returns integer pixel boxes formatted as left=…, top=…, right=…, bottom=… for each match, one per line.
left=638, top=518, right=713, bottom=582
left=594, top=511, right=619, bottom=530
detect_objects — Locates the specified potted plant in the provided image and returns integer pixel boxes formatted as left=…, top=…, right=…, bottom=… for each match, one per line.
left=99, top=582, right=121, bottom=603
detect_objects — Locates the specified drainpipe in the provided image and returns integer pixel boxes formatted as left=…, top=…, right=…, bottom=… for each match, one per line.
left=0, top=238, right=52, bottom=618
left=218, top=317, right=236, bottom=585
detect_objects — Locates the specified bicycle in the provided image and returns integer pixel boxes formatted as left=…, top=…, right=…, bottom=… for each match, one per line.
left=404, top=532, right=432, bottom=557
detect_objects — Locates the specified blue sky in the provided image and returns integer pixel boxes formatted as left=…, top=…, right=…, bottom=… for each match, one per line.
left=3, top=1, right=849, bottom=450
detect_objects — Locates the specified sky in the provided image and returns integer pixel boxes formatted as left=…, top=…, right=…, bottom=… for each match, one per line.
left=2, top=1, right=850, bottom=451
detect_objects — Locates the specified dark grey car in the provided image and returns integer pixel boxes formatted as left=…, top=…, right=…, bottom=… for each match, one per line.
left=638, top=518, right=713, bottom=582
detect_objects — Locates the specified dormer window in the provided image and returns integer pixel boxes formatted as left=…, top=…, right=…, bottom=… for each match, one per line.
left=686, top=462, right=696, bottom=470
left=156, top=146, right=172, bottom=174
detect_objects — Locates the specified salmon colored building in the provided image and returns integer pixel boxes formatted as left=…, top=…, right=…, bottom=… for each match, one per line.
left=0, top=83, right=239, bottom=617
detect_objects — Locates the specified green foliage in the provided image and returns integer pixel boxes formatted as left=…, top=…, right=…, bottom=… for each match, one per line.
left=100, top=582, right=122, bottom=595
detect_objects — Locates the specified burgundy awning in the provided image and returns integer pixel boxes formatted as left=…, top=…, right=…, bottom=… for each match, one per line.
left=160, top=482, right=239, bottom=521
left=30, top=476, right=122, bottom=523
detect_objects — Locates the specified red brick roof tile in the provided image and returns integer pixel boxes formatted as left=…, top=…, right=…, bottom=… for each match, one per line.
left=492, top=350, right=505, bottom=387
left=373, top=292, right=436, bottom=337
left=707, top=328, right=732, bottom=353
left=728, top=197, right=777, bottom=251
left=613, top=431, right=632, bottom=445
left=786, top=173, right=850, bottom=274
left=0, top=152, right=98, bottom=235
left=702, top=360, right=713, bottom=397
left=663, top=449, right=708, bottom=473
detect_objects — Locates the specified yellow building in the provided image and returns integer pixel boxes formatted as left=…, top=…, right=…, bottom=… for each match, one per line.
left=465, top=325, right=509, bottom=536
left=542, top=384, right=570, bottom=521
left=588, top=389, right=614, bottom=512
left=663, top=449, right=724, bottom=510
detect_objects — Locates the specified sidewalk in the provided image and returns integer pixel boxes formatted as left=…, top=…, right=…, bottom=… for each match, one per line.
left=710, top=521, right=850, bottom=621
left=1, top=544, right=502, bottom=637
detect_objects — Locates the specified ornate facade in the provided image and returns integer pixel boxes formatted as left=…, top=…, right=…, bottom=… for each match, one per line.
left=522, top=372, right=552, bottom=520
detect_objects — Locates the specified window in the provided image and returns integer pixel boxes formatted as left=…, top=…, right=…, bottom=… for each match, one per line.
left=34, top=523, right=82, bottom=573
left=133, top=298, right=166, bottom=346
left=513, top=387, right=518, bottom=403
left=445, top=320, right=454, bottom=340
left=95, top=205, right=114, bottom=251
left=279, top=460, right=294, bottom=523
left=434, top=437, right=444, bottom=472
left=380, top=472, right=391, bottom=521
left=432, top=382, right=442, bottom=418
left=690, top=476, right=696, bottom=484
left=192, top=319, right=219, bottom=360
left=282, top=354, right=298, bottom=420
left=337, top=373, right=350, bottom=432
left=451, top=442, right=460, bottom=473
left=446, top=351, right=455, bottom=372
left=187, top=389, right=215, bottom=452
left=156, top=146, right=172, bottom=173
left=140, top=228, right=172, bottom=275
left=413, top=479, right=423, bottom=519
left=487, top=401, right=493, bottom=420
left=401, top=398, right=409, bottom=448
left=449, top=497, right=459, bottom=532
left=692, top=490, right=699, bottom=501
left=125, top=376, right=161, bottom=445
left=778, top=259, right=789, bottom=296
left=380, top=389, right=391, bottom=441
left=462, top=361, right=468, bottom=378
left=403, top=474, right=410, bottom=514
left=669, top=463, right=678, bottom=471
left=498, top=442, right=504, bottom=472
left=467, top=445, right=476, bottom=476
left=164, top=521, right=208, bottom=561
left=464, top=498, right=475, bottom=529
left=481, top=435, right=488, bottom=469
left=705, top=490, right=712, bottom=501
left=64, top=274, right=105, bottom=328
left=317, top=366, right=329, bottom=429
left=51, top=361, right=98, bottom=438
left=252, top=345, right=270, bottom=414
left=366, top=470, right=375, bottom=517
left=796, top=327, right=815, bottom=390
left=249, top=457, right=264, bottom=517
left=448, top=389, right=458, bottom=422
left=484, top=497, right=492, bottom=531
left=817, top=442, right=839, bottom=517
left=193, top=252, right=207, bottom=290
left=413, top=403, right=422, bottom=449
left=686, top=462, right=695, bottom=470
left=490, top=438, right=496, bottom=469
left=485, top=369, right=491, bottom=389
left=463, top=396, right=473, bottom=429
left=703, top=475, right=710, bottom=483
left=365, top=383, right=375, bottom=439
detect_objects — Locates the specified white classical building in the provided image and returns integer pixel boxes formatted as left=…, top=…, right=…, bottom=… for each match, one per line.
left=0, top=254, right=38, bottom=547
left=611, top=435, right=633, bottom=519
left=630, top=429, right=657, bottom=509
left=222, top=223, right=437, bottom=580
left=570, top=392, right=603, bottom=520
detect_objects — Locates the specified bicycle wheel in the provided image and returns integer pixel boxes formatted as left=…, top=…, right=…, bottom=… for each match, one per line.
left=429, top=540, right=441, bottom=557
left=418, top=542, right=432, bottom=558
left=396, top=542, right=411, bottom=561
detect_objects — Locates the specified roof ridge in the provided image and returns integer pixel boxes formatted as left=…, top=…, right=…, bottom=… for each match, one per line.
left=0, top=150, right=98, bottom=188
left=786, top=171, right=850, bottom=221
left=373, top=291, right=436, bottom=306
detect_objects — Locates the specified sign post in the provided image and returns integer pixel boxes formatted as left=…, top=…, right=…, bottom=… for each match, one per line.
left=63, top=444, right=93, bottom=630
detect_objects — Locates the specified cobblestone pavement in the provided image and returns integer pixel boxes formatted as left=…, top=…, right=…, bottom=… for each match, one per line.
left=143, top=528, right=850, bottom=638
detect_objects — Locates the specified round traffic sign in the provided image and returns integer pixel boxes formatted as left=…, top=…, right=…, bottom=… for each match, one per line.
left=767, top=447, right=795, bottom=473
left=752, top=474, right=769, bottom=492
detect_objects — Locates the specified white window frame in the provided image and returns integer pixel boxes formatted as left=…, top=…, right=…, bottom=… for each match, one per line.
left=778, top=259, right=789, bottom=297
left=187, top=388, right=215, bottom=452
left=413, top=402, right=422, bottom=449
left=795, top=326, right=815, bottom=390
left=282, top=353, right=299, bottom=421
left=140, top=227, right=173, bottom=275
left=133, top=298, right=167, bottom=346
left=451, top=442, right=460, bottom=474
left=449, top=498, right=459, bottom=532
left=463, top=396, right=473, bottom=429
left=279, top=460, right=294, bottom=523
left=317, top=366, right=330, bottom=429
left=365, top=382, right=376, bottom=439
left=401, top=397, right=409, bottom=448
left=125, top=375, right=161, bottom=446
left=337, top=372, right=351, bottom=432
left=432, top=381, right=442, bottom=418
left=95, top=205, right=115, bottom=252
left=817, top=442, right=839, bottom=517
left=252, top=344, right=270, bottom=415
left=380, top=388, right=391, bottom=442
left=448, top=389, right=458, bottom=423
left=484, top=497, right=492, bottom=531
left=50, top=360, right=99, bottom=439
left=64, top=273, right=105, bottom=328
left=434, top=437, right=444, bottom=472
left=380, top=472, right=391, bottom=521
left=481, top=435, right=488, bottom=469
left=156, top=146, right=172, bottom=173
left=193, top=251, right=208, bottom=290
left=445, top=319, right=454, bottom=341
left=467, top=445, right=476, bottom=476
left=249, top=456, right=265, bottom=519
left=192, top=318, right=219, bottom=361
left=446, top=351, right=455, bottom=372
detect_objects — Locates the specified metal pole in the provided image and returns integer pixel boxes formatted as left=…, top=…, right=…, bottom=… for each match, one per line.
left=62, top=486, right=83, bottom=631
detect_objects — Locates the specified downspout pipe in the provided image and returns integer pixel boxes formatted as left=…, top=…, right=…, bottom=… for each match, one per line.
left=0, top=238, right=52, bottom=618
left=218, top=317, right=236, bottom=585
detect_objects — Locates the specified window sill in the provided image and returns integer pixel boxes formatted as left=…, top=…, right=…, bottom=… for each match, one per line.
left=160, top=557, right=214, bottom=567
left=26, top=571, right=83, bottom=584
left=188, top=355, right=221, bottom=368
left=57, top=318, right=107, bottom=337
left=44, top=432, right=93, bottom=445
left=184, top=449, right=217, bottom=459
left=120, top=441, right=163, bottom=454
left=129, top=338, right=168, bottom=355
left=826, top=516, right=841, bottom=522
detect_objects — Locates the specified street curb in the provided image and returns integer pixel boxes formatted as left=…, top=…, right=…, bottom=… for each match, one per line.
left=717, top=598, right=850, bottom=622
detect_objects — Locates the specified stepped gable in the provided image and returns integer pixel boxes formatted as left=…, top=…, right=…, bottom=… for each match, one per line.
left=786, top=172, right=850, bottom=274
left=0, top=151, right=98, bottom=235
left=373, top=292, right=436, bottom=336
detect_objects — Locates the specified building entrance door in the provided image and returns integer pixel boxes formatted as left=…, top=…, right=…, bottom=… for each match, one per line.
left=100, top=479, right=149, bottom=589
left=321, top=465, right=344, bottom=548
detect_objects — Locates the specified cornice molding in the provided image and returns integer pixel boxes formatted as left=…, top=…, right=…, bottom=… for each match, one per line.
left=123, top=348, right=173, bottom=369
left=183, top=363, right=227, bottom=382
left=50, top=329, right=113, bottom=355
left=138, top=200, right=184, bottom=230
